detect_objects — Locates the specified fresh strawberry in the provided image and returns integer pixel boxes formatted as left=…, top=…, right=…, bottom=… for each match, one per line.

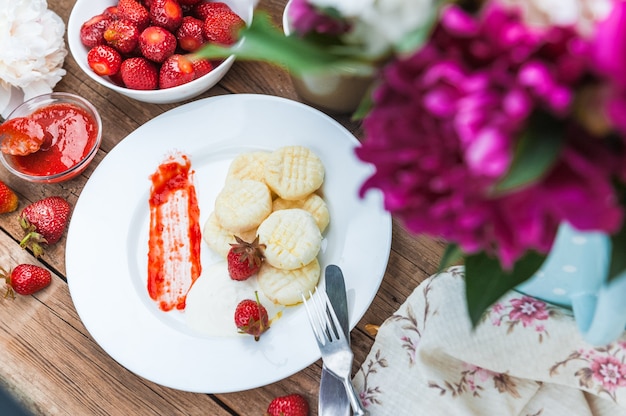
left=103, top=6, right=122, bottom=20
left=149, top=0, right=183, bottom=32
left=202, top=2, right=245, bottom=46
left=139, top=26, right=177, bottom=63
left=265, top=394, right=310, bottom=416
left=226, top=235, right=264, bottom=281
left=19, top=196, right=71, bottom=257
left=0, top=181, right=18, bottom=214
left=1, top=264, right=51, bottom=298
left=176, top=16, right=205, bottom=52
left=109, top=70, right=126, bottom=87
left=234, top=291, right=269, bottom=341
left=192, top=1, right=230, bottom=21
left=191, top=57, right=213, bottom=79
left=159, top=54, right=195, bottom=88
left=104, top=18, right=140, bottom=54
left=80, top=14, right=112, bottom=48
left=87, top=45, right=123, bottom=76
left=118, top=0, right=151, bottom=31
left=0, top=117, right=45, bottom=156
left=120, top=57, right=159, bottom=90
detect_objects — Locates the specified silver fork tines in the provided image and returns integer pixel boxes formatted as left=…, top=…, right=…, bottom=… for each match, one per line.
left=302, top=290, right=368, bottom=416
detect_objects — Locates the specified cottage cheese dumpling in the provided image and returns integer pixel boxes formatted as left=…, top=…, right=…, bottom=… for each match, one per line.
left=214, top=179, right=272, bottom=233
left=264, top=146, right=325, bottom=200
left=202, top=212, right=257, bottom=258
left=226, top=151, right=270, bottom=183
left=257, top=208, right=321, bottom=270
left=258, top=258, right=320, bottom=305
left=272, top=193, right=330, bottom=233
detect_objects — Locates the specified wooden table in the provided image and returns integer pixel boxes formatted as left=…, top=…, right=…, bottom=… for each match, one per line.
left=0, top=0, right=444, bottom=414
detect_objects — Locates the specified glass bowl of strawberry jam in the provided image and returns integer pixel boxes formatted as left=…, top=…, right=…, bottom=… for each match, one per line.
left=0, top=92, right=102, bottom=183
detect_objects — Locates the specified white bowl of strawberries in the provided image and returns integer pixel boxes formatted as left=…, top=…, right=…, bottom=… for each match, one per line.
left=68, top=0, right=253, bottom=104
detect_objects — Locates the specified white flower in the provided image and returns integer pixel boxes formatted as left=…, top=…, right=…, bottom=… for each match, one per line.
left=0, top=0, right=67, bottom=112
left=310, top=0, right=439, bottom=57
left=501, top=0, right=613, bottom=35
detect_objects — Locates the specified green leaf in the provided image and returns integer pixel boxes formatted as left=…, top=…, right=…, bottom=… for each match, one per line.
left=494, top=112, right=564, bottom=194
left=193, top=11, right=375, bottom=77
left=465, top=251, right=546, bottom=327
left=351, top=81, right=376, bottom=121
left=438, top=244, right=464, bottom=272
left=609, top=224, right=626, bottom=283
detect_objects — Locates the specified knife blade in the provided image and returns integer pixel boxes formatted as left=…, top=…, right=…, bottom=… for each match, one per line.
left=319, top=264, right=351, bottom=416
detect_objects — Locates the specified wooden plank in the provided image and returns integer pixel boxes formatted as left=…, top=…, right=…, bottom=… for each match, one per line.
left=0, top=234, right=230, bottom=415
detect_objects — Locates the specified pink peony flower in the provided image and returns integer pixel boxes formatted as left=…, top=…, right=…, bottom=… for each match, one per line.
left=508, top=296, right=549, bottom=326
left=288, top=0, right=350, bottom=37
left=356, top=3, right=625, bottom=266
left=590, top=0, right=626, bottom=88
left=590, top=355, right=626, bottom=392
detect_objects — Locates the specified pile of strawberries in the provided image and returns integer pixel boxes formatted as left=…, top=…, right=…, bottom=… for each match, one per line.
left=80, top=0, right=245, bottom=90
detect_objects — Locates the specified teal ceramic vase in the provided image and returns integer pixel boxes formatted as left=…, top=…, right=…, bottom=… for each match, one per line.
left=516, top=222, right=626, bottom=346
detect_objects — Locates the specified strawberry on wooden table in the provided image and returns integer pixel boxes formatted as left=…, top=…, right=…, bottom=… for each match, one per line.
left=0, top=264, right=52, bottom=298
left=265, top=394, right=310, bottom=416
left=19, top=196, right=71, bottom=258
left=227, top=235, right=265, bottom=281
left=0, top=181, right=18, bottom=214
left=234, top=292, right=270, bottom=341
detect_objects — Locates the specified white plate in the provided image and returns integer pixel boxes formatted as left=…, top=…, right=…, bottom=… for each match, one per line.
left=66, top=94, right=392, bottom=393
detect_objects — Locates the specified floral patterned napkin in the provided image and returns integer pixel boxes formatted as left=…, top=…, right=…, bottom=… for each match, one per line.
left=353, top=266, right=626, bottom=415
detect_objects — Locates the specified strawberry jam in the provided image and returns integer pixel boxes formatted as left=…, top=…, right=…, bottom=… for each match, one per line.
left=1, top=102, right=99, bottom=181
left=147, top=153, right=202, bottom=312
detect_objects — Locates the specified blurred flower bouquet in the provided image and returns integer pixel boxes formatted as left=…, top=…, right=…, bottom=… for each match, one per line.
left=198, top=0, right=626, bottom=325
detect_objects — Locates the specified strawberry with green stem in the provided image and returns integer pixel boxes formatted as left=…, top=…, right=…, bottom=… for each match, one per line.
left=19, top=196, right=71, bottom=257
left=0, top=264, right=52, bottom=298
left=234, top=291, right=270, bottom=341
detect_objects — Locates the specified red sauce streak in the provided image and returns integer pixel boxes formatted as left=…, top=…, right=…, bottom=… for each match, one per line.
left=147, top=154, right=202, bottom=311
left=5, top=103, right=98, bottom=178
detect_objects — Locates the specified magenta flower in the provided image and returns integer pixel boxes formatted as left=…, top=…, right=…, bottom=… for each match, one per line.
left=590, top=356, right=626, bottom=392
left=288, top=0, right=350, bottom=37
left=508, top=296, right=548, bottom=326
left=356, top=3, right=625, bottom=267
left=590, top=0, right=626, bottom=89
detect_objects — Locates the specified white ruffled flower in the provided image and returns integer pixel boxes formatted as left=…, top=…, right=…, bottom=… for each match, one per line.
left=310, top=0, right=439, bottom=57
left=501, top=0, right=613, bottom=35
left=0, top=0, right=67, bottom=115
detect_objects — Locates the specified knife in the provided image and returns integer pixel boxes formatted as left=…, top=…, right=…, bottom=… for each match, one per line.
left=320, top=264, right=351, bottom=416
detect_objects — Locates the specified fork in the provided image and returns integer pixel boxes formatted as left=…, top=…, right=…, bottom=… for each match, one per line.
left=302, top=290, right=368, bottom=416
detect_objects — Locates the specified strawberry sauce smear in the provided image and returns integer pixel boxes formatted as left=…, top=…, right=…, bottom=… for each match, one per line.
left=147, top=153, right=202, bottom=312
